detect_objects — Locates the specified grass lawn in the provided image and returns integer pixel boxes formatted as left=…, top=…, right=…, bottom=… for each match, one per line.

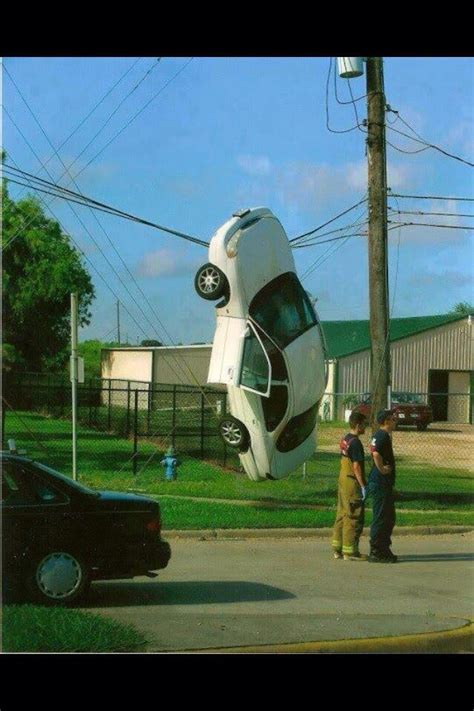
left=5, top=411, right=473, bottom=527
left=1, top=604, right=147, bottom=653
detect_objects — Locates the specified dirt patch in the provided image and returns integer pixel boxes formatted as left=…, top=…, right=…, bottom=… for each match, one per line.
left=318, top=423, right=474, bottom=471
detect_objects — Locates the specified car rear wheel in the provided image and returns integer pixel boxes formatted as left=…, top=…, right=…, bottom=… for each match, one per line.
left=416, top=423, right=428, bottom=431
left=27, top=550, right=91, bottom=606
left=195, top=263, right=228, bottom=300
left=219, top=416, right=249, bottom=451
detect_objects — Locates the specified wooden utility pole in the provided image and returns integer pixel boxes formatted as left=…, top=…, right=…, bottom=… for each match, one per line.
left=366, top=57, right=391, bottom=427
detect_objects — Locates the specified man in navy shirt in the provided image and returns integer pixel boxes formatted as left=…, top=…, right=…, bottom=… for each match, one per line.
left=368, top=409, right=398, bottom=563
left=331, top=411, right=368, bottom=561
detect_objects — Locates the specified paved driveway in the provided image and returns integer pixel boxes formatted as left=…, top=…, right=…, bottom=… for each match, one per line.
left=83, top=532, right=474, bottom=652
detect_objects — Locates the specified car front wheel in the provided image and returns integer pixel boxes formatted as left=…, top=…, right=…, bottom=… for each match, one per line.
left=195, top=263, right=228, bottom=301
left=27, top=550, right=90, bottom=606
left=219, top=416, right=249, bottom=451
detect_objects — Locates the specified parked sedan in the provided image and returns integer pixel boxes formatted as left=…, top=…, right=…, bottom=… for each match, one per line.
left=194, top=207, right=327, bottom=481
left=2, top=453, right=171, bottom=605
left=352, top=392, right=433, bottom=430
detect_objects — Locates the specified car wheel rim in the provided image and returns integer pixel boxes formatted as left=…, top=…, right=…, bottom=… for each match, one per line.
left=221, top=422, right=242, bottom=445
left=36, top=552, right=83, bottom=599
left=198, top=267, right=221, bottom=294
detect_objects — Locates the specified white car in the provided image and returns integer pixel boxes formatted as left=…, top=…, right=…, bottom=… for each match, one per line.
left=195, top=207, right=327, bottom=481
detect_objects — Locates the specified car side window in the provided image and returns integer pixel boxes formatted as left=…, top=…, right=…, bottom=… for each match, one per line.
left=2, top=462, right=67, bottom=506
left=262, top=385, right=289, bottom=431
left=239, top=323, right=271, bottom=396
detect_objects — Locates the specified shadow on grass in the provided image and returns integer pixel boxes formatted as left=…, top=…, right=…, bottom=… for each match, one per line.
left=85, top=580, right=295, bottom=608
left=397, top=491, right=474, bottom=507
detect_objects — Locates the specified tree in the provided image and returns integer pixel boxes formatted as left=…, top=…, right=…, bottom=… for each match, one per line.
left=448, top=302, right=474, bottom=316
left=2, top=182, right=95, bottom=372
left=140, top=339, right=163, bottom=347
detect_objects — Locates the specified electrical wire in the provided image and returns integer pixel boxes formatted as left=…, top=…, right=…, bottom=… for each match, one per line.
left=325, top=58, right=361, bottom=134
left=388, top=193, right=474, bottom=202
left=385, top=122, right=474, bottom=168
left=387, top=220, right=473, bottom=230
left=2, top=164, right=208, bottom=247
left=388, top=207, right=474, bottom=219
left=72, top=58, right=195, bottom=182
left=289, top=197, right=368, bottom=244
left=2, top=57, right=143, bottom=205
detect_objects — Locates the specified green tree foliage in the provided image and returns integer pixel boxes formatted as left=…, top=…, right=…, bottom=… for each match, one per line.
left=78, top=339, right=132, bottom=380
left=448, top=302, right=474, bottom=316
left=2, top=182, right=95, bottom=372
left=140, top=339, right=163, bottom=347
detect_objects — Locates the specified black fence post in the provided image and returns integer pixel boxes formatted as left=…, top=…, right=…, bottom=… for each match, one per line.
left=200, top=392, right=205, bottom=459
left=107, top=380, right=112, bottom=431
left=171, top=385, right=177, bottom=448
left=133, top=388, right=139, bottom=475
left=2, top=401, right=6, bottom=449
left=126, top=381, right=131, bottom=436
left=88, top=378, right=93, bottom=427
left=147, top=384, right=152, bottom=436
left=222, top=391, right=227, bottom=467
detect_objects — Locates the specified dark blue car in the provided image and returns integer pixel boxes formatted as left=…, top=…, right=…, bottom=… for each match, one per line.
left=2, top=453, right=171, bottom=605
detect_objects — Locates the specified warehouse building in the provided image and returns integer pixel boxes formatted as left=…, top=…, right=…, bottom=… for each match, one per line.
left=101, top=312, right=473, bottom=423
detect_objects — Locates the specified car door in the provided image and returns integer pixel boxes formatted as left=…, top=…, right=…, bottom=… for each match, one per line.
left=2, top=461, right=70, bottom=576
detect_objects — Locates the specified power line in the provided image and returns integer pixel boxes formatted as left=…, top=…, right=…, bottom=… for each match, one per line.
left=388, top=192, right=474, bottom=203
left=387, top=220, right=473, bottom=230
left=383, top=120, right=474, bottom=168
left=291, top=222, right=368, bottom=248
left=325, top=57, right=361, bottom=134
left=3, top=164, right=208, bottom=247
left=289, top=197, right=368, bottom=244
left=72, top=58, right=195, bottom=181
left=2, top=57, right=143, bottom=205
left=388, top=207, right=474, bottom=219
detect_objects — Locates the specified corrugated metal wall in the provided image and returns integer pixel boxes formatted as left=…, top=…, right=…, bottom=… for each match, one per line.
left=338, top=318, right=473, bottom=394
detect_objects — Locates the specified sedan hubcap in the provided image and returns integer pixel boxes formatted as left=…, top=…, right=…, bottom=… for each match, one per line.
left=221, top=422, right=242, bottom=445
left=199, top=268, right=220, bottom=293
left=36, top=553, right=82, bottom=599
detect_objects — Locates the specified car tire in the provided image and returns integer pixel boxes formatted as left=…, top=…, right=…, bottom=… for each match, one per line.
left=219, top=416, right=250, bottom=451
left=26, top=549, right=91, bottom=606
left=195, top=263, right=228, bottom=301
left=416, top=423, right=428, bottom=431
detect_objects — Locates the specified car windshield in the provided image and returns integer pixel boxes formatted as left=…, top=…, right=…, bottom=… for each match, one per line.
left=249, top=272, right=317, bottom=349
left=33, top=462, right=100, bottom=496
left=392, top=392, right=424, bottom=405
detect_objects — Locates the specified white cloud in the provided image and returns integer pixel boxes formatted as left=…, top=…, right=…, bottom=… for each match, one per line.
left=136, top=249, right=197, bottom=278
left=446, top=120, right=474, bottom=156
left=237, top=154, right=272, bottom=176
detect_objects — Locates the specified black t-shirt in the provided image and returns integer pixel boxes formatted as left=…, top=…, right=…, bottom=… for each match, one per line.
left=340, top=434, right=365, bottom=476
left=370, top=429, right=396, bottom=485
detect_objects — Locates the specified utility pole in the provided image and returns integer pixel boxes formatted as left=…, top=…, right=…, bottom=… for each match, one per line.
left=117, top=299, right=121, bottom=345
left=366, top=57, right=391, bottom=426
left=71, top=293, right=78, bottom=480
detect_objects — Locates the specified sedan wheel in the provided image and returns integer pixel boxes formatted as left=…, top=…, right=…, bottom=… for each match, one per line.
left=195, top=263, right=228, bottom=301
left=29, top=551, right=90, bottom=605
left=219, top=417, right=249, bottom=450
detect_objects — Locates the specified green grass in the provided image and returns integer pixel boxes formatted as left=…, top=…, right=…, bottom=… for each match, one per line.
left=159, top=497, right=474, bottom=529
left=1, top=604, right=147, bottom=653
left=5, top=410, right=473, bottom=527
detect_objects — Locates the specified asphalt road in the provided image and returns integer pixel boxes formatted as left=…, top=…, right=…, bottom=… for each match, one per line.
left=83, top=532, right=474, bottom=652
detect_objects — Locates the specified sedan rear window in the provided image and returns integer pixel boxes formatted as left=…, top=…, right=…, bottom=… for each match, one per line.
left=276, top=403, right=318, bottom=453
left=249, top=272, right=317, bottom=349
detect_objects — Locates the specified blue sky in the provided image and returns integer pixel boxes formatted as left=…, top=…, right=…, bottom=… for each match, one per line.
left=3, top=56, right=473, bottom=345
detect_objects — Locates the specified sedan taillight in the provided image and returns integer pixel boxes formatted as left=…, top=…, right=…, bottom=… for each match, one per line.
left=146, top=517, right=161, bottom=534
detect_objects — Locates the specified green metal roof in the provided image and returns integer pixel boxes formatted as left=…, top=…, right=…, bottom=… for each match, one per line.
left=321, top=313, right=468, bottom=360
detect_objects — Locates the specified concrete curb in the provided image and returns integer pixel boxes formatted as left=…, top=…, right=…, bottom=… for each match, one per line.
left=185, top=619, right=474, bottom=654
left=165, top=525, right=473, bottom=540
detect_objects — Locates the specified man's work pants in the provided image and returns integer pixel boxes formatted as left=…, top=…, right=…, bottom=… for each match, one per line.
left=332, top=474, right=365, bottom=555
left=368, top=480, right=396, bottom=556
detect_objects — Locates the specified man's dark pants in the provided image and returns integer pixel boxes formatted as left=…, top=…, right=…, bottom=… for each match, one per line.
left=368, top=476, right=396, bottom=556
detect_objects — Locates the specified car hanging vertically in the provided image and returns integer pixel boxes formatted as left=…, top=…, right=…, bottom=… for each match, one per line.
left=195, top=207, right=327, bottom=481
